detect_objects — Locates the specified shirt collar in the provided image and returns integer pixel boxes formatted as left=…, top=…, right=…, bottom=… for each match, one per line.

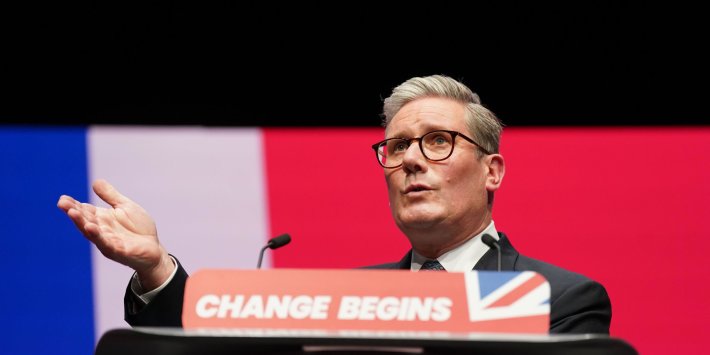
left=411, top=220, right=498, bottom=272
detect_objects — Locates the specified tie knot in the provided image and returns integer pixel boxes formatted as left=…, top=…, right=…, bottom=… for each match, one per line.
left=420, top=260, right=446, bottom=271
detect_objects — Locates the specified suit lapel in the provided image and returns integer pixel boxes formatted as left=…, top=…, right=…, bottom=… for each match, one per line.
left=394, top=232, right=519, bottom=271
left=395, top=250, right=412, bottom=269
left=472, top=232, right=519, bottom=271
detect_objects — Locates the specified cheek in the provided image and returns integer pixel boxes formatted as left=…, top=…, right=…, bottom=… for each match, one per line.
left=442, top=168, right=486, bottom=202
left=384, top=172, right=400, bottom=202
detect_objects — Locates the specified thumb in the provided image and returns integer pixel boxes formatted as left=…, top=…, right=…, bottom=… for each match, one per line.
left=92, top=179, right=130, bottom=207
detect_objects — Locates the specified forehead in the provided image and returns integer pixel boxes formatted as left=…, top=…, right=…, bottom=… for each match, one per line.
left=386, top=97, right=468, bottom=137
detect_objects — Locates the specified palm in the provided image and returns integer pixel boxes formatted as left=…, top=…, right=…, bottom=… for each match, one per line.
left=93, top=199, right=160, bottom=270
left=58, top=179, right=169, bottom=278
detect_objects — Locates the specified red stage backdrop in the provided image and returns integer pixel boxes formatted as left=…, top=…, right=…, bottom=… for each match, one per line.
left=264, top=126, right=710, bottom=354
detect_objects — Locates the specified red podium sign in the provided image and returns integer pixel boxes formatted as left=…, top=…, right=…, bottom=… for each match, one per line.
left=182, top=269, right=550, bottom=334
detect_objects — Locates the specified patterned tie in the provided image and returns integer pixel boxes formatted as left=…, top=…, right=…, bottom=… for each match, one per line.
left=420, top=260, right=446, bottom=271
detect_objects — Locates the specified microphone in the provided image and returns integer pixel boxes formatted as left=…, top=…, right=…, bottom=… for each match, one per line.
left=256, top=233, right=292, bottom=269
left=481, top=234, right=501, bottom=272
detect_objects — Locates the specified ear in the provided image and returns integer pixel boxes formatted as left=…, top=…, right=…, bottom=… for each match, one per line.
left=485, top=154, right=505, bottom=192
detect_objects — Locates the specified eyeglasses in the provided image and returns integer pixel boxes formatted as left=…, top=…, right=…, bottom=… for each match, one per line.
left=371, top=130, right=491, bottom=168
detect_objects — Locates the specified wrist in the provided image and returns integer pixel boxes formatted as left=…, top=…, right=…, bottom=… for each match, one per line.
left=136, top=251, right=175, bottom=291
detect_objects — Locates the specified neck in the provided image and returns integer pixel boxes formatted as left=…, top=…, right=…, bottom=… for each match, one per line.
left=407, top=214, right=492, bottom=259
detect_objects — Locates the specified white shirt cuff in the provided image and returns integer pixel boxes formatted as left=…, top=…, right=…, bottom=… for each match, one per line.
left=129, top=255, right=178, bottom=305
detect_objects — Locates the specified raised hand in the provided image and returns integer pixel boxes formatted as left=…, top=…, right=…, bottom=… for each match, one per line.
left=57, top=179, right=174, bottom=290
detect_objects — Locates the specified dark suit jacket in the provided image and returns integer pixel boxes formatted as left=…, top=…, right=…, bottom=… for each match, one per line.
left=125, top=232, right=611, bottom=334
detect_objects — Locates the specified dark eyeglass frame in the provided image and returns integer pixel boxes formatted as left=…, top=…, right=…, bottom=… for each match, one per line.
left=371, top=130, right=491, bottom=168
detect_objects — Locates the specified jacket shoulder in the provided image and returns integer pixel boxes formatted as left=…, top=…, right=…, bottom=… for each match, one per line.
left=514, top=254, right=611, bottom=334
left=359, top=250, right=411, bottom=270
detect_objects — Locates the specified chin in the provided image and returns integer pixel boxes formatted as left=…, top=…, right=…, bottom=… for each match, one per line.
left=395, top=208, right=446, bottom=230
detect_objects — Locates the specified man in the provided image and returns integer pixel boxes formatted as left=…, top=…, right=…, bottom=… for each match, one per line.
left=57, top=75, right=611, bottom=333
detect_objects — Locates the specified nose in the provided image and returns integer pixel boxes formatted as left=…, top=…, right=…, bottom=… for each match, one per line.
left=401, top=140, right=428, bottom=174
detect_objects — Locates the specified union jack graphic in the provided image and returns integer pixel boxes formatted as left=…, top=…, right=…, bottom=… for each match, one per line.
left=464, top=271, right=550, bottom=322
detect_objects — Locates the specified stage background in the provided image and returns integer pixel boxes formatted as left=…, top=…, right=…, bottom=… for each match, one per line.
left=1, top=125, right=709, bottom=355
left=1, top=2, right=708, bottom=355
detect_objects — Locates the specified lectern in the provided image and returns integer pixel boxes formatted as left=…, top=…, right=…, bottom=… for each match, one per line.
left=96, top=269, right=636, bottom=354
left=95, top=327, right=638, bottom=355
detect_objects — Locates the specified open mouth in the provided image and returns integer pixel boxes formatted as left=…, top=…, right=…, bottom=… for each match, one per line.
left=405, top=185, right=432, bottom=194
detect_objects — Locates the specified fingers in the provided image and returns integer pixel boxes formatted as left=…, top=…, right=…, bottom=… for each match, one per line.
left=65, top=208, right=88, bottom=235
left=58, top=195, right=101, bottom=238
left=70, top=207, right=116, bottom=247
left=83, top=221, right=102, bottom=240
left=92, top=179, right=130, bottom=208
left=56, top=194, right=78, bottom=213
left=58, top=189, right=142, bottom=265
left=66, top=205, right=97, bottom=237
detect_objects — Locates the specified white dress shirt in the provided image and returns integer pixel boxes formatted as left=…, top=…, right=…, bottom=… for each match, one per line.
left=411, top=220, right=499, bottom=272
left=130, top=255, right=178, bottom=304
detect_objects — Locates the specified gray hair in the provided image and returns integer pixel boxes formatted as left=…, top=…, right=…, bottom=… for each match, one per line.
left=382, top=75, right=503, bottom=154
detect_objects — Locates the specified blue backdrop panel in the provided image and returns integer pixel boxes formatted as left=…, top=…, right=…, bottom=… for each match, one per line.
left=0, top=126, right=94, bottom=355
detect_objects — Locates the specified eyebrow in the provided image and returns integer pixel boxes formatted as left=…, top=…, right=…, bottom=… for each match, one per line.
left=386, top=125, right=451, bottom=139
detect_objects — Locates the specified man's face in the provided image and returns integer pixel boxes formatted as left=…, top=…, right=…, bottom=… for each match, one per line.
left=384, top=97, right=501, bottom=245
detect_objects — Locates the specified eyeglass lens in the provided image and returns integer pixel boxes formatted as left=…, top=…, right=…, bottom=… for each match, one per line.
left=377, top=131, right=454, bottom=167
